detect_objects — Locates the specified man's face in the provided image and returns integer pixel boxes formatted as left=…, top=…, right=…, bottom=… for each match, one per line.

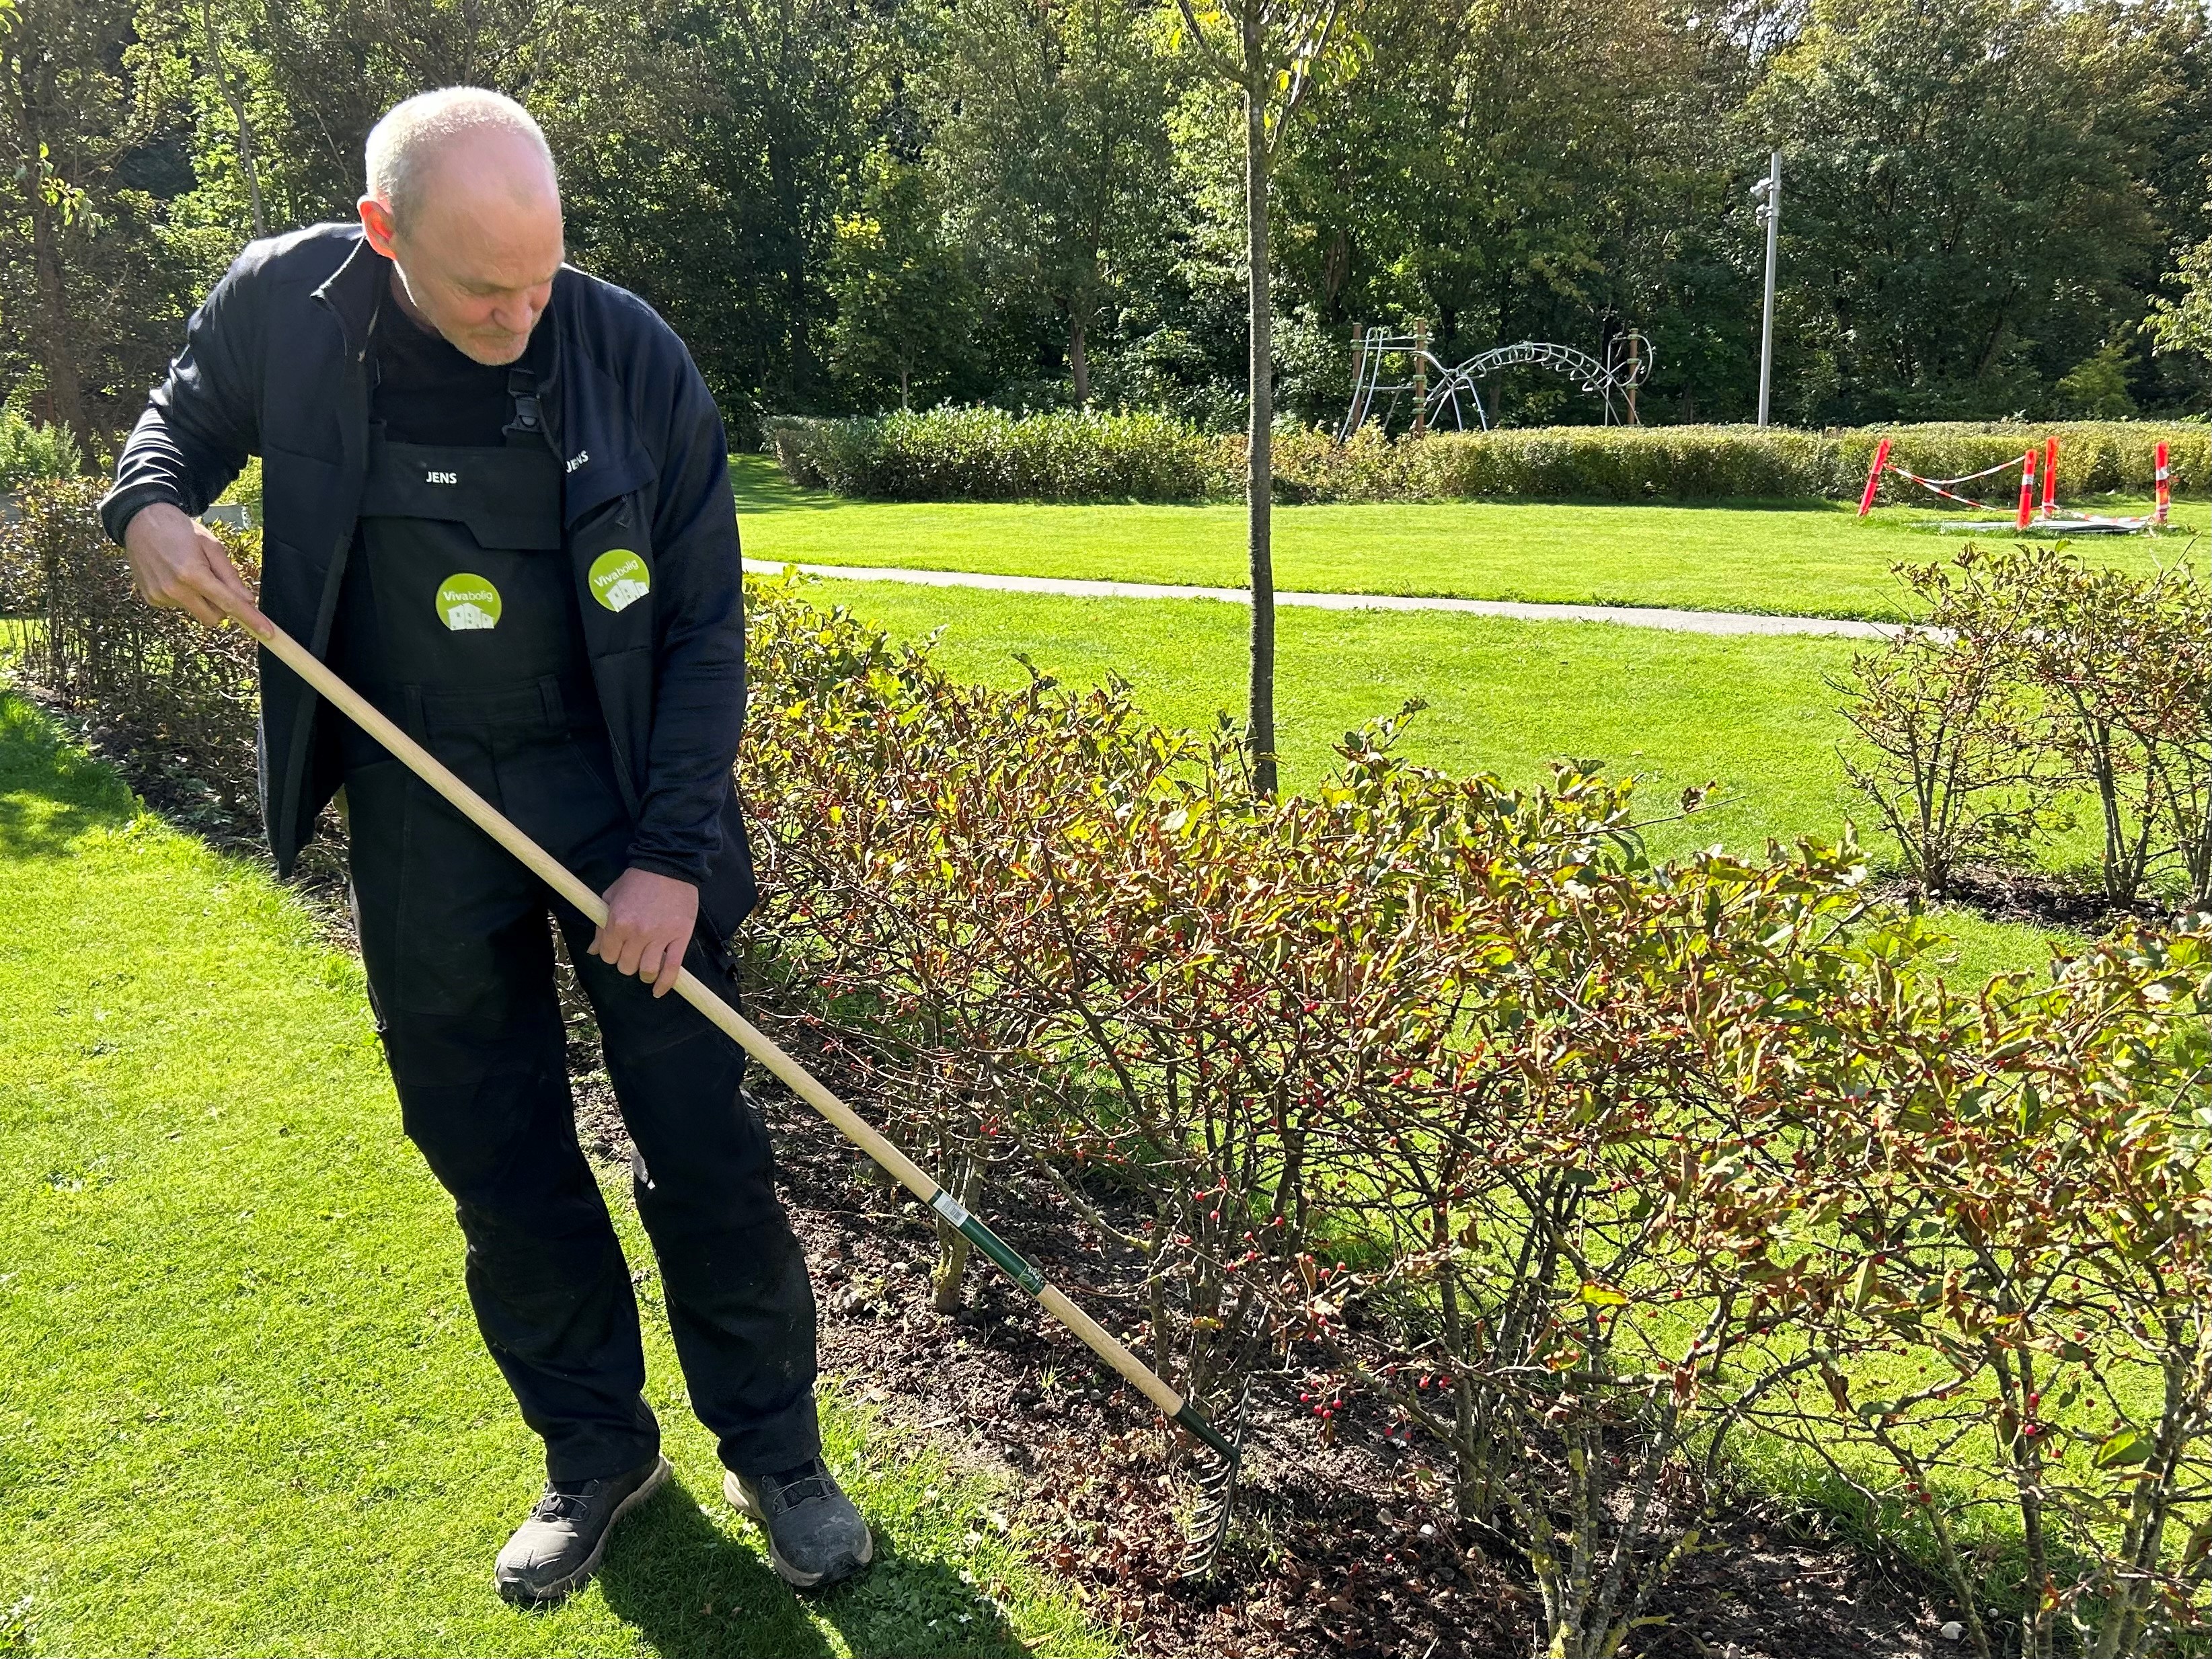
left=359, top=137, right=563, bottom=365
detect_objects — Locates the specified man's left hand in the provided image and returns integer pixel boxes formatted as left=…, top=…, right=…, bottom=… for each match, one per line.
left=592, top=867, right=699, bottom=997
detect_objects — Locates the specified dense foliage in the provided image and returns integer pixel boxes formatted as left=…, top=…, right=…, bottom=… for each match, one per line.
left=0, top=478, right=260, bottom=811
left=769, top=408, right=2210, bottom=504
left=736, top=578, right=2212, bottom=1655
left=0, top=413, right=83, bottom=493
left=18, top=475, right=2212, bottom=1651
left=7, top=0, right=2212, bottom=455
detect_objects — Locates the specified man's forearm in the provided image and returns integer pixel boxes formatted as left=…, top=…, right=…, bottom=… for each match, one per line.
left=626, top=607, right=745, bottom=885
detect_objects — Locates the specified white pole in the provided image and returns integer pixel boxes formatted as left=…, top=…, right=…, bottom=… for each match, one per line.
left=1754, top=149, right=1780, bottom=428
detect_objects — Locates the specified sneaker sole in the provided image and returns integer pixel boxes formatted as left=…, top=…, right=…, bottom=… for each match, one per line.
left=722, top=1468, right=876, bottom=1590
left=496, top=1454, right=672, bottom=1606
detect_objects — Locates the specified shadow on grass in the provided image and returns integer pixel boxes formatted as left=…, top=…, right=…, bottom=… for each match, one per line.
left=732, top=455, right=849, bottom=516
left=598, top=1473, right=1031, bottom=1658
left=0, top=691, right=132, bottom=859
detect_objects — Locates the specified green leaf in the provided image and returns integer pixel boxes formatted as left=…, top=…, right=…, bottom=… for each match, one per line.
left=1850, top=1257, right=1881, bottom=1311
left=1578, top=1280, right=1628, bottom=1307
left=2096, top=1430, right=2153, bottom=1468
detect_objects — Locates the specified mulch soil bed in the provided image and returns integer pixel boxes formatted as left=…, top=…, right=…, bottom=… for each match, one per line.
left=574, top=1045, right=1971, bottom=1659
left=1879, top=863, right=2172, bottom=936
left=30, top=679, right=1979, bottom=1657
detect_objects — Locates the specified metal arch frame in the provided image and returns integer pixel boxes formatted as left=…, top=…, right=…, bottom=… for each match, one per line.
left=1339, top=327, right=1654, bottom=441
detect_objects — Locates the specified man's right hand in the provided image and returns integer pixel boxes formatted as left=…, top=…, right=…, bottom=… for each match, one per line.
left=122, top=500, right=269, bottom=633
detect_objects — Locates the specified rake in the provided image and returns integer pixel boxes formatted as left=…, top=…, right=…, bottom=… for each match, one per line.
left=245, top=613, right=1250, bottom=1580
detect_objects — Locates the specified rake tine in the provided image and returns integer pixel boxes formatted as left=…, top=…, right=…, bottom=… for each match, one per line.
left=1176, top=1381, right=1252, bottom=1580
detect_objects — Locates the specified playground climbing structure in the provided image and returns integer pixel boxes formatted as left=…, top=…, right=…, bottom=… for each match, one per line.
left=1338, top=325, right=1652, bottom=440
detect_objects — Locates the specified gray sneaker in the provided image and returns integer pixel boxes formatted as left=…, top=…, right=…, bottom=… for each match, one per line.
left=494, top=1453, right=671, bottom=1604
left=724, top=1458, right=874, bottom=1588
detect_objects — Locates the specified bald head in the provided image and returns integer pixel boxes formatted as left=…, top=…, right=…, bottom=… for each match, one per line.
left=365, top=87, right=556, bottom=236
left=358, top=88, right=564, bottom=365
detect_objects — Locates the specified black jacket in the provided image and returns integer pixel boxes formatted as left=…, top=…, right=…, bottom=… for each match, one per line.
left=102, top=223, right=756, bottom=937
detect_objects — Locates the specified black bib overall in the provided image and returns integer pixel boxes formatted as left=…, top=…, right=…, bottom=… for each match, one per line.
left=338, top=353, right=818, bottom=1485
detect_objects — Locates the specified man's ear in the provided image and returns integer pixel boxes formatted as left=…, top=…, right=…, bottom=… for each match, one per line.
left=358, top=196, right=400, bottom=260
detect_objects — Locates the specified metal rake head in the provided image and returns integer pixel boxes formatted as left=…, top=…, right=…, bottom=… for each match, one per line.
left=1173, top=1381, right=1253, bottom=1581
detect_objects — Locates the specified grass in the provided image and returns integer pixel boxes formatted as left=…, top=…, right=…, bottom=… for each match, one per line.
left=795, top=574, right=1866, bottom=849
left=734, top=454, right=2207, bottom=623
left=0, top=691, right=1109, bottom=1659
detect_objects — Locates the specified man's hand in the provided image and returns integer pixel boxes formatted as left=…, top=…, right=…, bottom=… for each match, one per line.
left=591, top=867, right=699, bottom=997
left=122, top=501, right=269, bottom=633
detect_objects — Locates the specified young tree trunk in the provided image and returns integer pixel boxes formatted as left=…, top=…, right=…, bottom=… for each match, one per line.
left=1069, top=311, right=1090, bottom=405
left=1242, top=41, right=1278, bottom=799
left=24, top=157, right=89, bottom=445
left=201, top=0, right=267, bottom=237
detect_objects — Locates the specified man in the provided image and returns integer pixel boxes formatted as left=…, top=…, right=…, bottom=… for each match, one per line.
left=102, top=87, right=872, bottom=1603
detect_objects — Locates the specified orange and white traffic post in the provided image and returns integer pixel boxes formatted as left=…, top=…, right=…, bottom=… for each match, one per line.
left=2156, top=440, right=2172, bottom=527
left=2016, top=447, right=2037, bottom=532
left=1857, top=436, right=1892, bottom=518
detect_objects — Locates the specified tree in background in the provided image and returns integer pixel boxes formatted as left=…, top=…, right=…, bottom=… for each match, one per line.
left=194, top=0, right=268, bottom=237
left=0, top=0, right=189, bottom=452
left=3, top=0, right=2210, bottom=447
left=1170, top=0, right=1350, bottom=798
left=2153, top=233, right=2212, bottom=366
left=2125, top=0, right=2212, bottom=413
left=927, top=0, right=1174, bottom=405
left=539, top=0, right=897, bottom=423
left=1747, top=0, right=2163, bottom=422
left=1257, top=0, right=1767, bottom=425
left=828, top=153, right=973, bottom=408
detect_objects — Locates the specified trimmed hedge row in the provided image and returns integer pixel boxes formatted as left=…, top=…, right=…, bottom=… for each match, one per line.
left=765, top=404, right=2210, bottom=505
left=736, top=579, right=2212, bottom=1654
left=0, top=478, right=262, bottom=815
left=765, top=406, right=1227, bottom=502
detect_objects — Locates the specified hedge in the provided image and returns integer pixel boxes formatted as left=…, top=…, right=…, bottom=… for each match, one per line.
left=735, top=580, right=2212, bottom=1654
left=765, top=404, right=2209, bottom=506
left=1838, top=546, right=2212, bottom=907
left=0, top=412, right=83, bottom=493
left=1, top=478, right=261, bottom=815
left=18, top=478, right=2212, bottom=1652
left=765, top=406, right=1231, bottom=502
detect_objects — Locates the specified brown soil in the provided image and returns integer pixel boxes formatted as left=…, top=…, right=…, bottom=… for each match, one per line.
left=578, top=1053, right=1973, bottom=1659
left=1880, top=861, right=2172, bottom=936
left=35, top=681, right=1981, bottom=1658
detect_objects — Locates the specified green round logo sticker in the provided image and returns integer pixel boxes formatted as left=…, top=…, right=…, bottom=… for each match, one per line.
left=588, top=549, right=651, bottom=613
left=436, top=573, right=502, bottom=631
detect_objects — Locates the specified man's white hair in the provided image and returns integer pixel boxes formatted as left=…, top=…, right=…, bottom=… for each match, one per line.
left=364, top=87, right=556, bottom=235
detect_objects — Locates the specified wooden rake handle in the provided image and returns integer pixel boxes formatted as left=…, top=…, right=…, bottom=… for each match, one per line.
left=246, top=617, right=1234, bottom=1458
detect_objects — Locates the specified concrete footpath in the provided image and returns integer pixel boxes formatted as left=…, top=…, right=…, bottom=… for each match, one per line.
left=740, top=557, right=1899, bottom=640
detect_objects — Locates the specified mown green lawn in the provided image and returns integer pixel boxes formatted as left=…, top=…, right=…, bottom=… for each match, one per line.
left=734, top=455, right=2202, bottom=622
left=0, top=693, right=1108, bottom=1659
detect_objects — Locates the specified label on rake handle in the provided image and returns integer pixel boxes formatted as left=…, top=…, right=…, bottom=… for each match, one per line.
left=929, top=1189, right=970, bottom=1230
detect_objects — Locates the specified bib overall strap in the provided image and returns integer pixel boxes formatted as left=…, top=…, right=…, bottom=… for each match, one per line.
left=505, top=369, right=544, bottom=449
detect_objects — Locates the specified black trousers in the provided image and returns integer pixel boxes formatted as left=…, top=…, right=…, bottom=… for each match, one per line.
left=342, top=683, right=819, bottom=1483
